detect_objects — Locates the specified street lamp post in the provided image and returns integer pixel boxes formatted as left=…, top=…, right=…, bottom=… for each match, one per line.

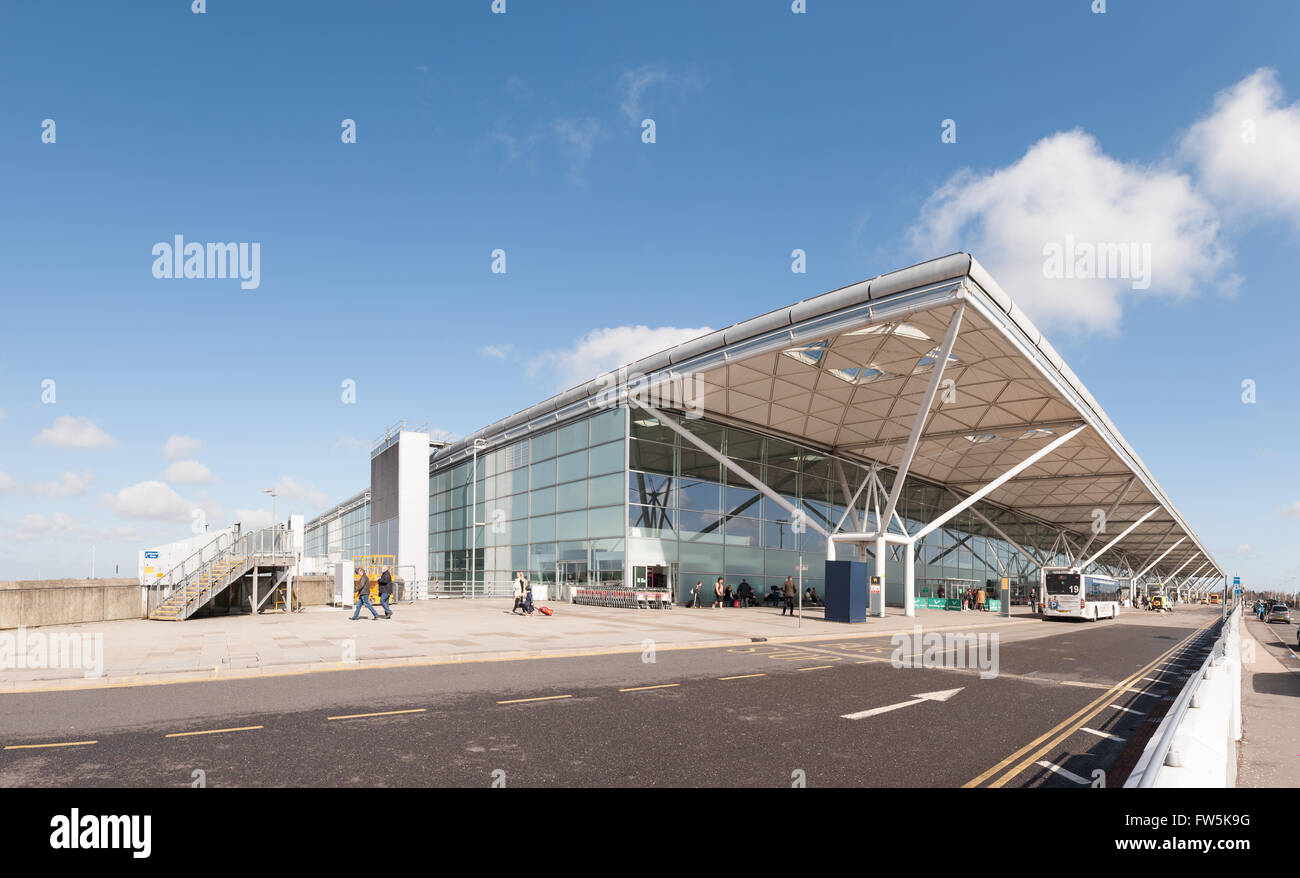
left=263, top=488, right=277, bottom=551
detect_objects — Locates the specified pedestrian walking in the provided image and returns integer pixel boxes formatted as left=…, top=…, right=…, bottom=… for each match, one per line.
left=713, top=577, right=725, bottom=609
left=977, top=586, right=986, bottom=612
left=512, top=571, right=527, bottom=615
left=692, top=581, right=703, bottom=608
left=349, top=566, right=380, bottom=620
left=781, top=575, right=797, bottom=616
left=377, top=565, right=394, bottom=619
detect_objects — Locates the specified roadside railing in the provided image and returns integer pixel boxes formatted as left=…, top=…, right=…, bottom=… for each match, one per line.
left=1125, top=601, right=1242, bottom=787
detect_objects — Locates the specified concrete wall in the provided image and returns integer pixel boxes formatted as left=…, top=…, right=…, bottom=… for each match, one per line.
left=290, top=576, right=333, bottom=607
left=0, top=579, right=141, bottom=629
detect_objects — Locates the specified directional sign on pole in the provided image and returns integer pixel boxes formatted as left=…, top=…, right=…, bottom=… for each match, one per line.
left=841, top=687, right=964, bottom=720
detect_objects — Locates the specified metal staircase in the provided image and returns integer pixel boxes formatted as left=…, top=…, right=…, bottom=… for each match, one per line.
left=148, top=525, right=296, bottom=621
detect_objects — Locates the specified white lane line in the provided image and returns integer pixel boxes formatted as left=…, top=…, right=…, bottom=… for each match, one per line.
left=1036, top=760, right=1090, bottom=785
left=1108, top=704, right=1144, bottom=715
left=1081, top=727, right=1125, bottom=742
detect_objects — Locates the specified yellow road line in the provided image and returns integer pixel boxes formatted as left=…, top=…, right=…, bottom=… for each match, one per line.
left=964, top=618, right=1217, bottom=788
left=718, top=673, right=766, bottom=680
left=496, top=694, right=572, bottom=705
left=797, top=665, right=833, bottom=671
left=618, top=684, right=680, bottom=692
left=327, top=708, right=426, bottom=720
left=4, top=740, right=97, bottom=750
left=165, top=725, right=263, bottom=738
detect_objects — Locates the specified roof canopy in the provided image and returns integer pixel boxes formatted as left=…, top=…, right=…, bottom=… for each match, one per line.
left=438, top=253, right=1220, bottom=583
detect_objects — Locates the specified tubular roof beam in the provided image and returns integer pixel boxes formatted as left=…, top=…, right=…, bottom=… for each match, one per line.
left=1162, top=553, right=1200, bottom=584
left=1079, top=505, right=1160, bottom=572
left=878, top=303, right=965, bottom=538
left=911, top=424, right=1088, bottom=544
left=945, top=487, right=1042, bottom=568
left=946, top=471, right=1134, bottom=486
left=838, top=419, right=1085, bottom=452
left=1077, top=477, right=1136, bottom=561
left=1135, top=535, right=1186, bottom=580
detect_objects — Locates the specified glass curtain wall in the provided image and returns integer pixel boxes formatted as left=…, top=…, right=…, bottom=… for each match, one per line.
left=430, top=407, right=626, bottom=596
left=628, top=413, right=1090, bottom=605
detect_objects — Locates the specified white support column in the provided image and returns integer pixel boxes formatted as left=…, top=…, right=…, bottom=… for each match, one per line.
left=912, top=425, right=1088, bottom=543
left=874, top=471, right=910, bottom=539
left=873, top=534, right=886, bottom=617
left=1079, top=506, right=1161, bottom=571
left=878, top=304, right=965, bottom=534
left=1135, top=536, right=1187, bottom=580
left=904, top=539, right=916, bottom=617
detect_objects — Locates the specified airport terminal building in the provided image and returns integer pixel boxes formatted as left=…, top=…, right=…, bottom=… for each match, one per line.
left=305, top=253, right=1224, bottom=613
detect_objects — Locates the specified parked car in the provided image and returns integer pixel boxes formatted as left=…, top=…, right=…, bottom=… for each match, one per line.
left=1265, top=603, right=1291, bottom=624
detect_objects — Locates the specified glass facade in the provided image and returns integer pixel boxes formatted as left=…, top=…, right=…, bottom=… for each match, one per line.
left=626, top=412, right=1093, bottom=605
left=303, top=493, right=371, bottom=568
left=430, top=407, right=626, bottom=596
left=427, top=407, right=1114, bottom=605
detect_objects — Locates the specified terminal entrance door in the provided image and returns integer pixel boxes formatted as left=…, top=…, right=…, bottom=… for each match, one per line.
left=555, top=559, right=588, bottom=602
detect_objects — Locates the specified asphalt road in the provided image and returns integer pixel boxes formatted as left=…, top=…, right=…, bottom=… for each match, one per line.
left=0, top=607, right=1222, bottom=788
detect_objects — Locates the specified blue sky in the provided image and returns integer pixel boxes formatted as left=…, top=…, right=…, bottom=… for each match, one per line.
left=1, top=0, right=1298, bottom=589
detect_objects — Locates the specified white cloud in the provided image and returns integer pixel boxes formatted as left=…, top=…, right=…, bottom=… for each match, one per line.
left=331, top=435, right=369, bottom=454
left=104, top=481, right=193, bottom=522
left=274, top=476, right=328, bottom=509
left=552, top=117, right=607, bottom=182
left=0, top=471, right=14, bottom=495
left=35, top=415, right=117, bottom=449
left=232, top=507, right=273, bottom=530
left=531, top=324, right=714, bottom=391
left=479, top=343, right=514, bottom=359
left=1180, top=68, right=1300, bottom=226
left=166, top=460, right=213, bottom=484
left=618, top=65, right=708, bottom=123
left=1282, top=501, right=1300, bottom=520
left=163, top=434, right=201, bottom=459
left=908, top=129, right=1235, bottom=334
left=32, top=470, right=93, bottom=498
left=12, top=512, right=78, bottom=541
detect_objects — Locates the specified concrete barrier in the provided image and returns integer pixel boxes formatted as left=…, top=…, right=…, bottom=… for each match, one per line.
left=1125, top=605, right=1242, bottom=787
left=0, top=579, right=142, bottom=629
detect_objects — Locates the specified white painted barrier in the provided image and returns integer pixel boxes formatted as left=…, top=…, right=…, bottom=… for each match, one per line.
left=1125, top=604, right=1242, bottom=787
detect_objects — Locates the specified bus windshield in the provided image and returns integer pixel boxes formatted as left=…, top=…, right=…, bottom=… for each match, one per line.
left=1045, top=573, right=1080, bottom=595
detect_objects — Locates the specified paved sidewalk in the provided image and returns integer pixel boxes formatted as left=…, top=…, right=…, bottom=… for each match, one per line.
left=1237, top=616, right=1300, bottom=787
left=0, top=599, right=1038, bottom=693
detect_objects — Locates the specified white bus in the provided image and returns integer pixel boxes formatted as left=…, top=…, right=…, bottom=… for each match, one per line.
left=1042, top=567, right=1121, bottom=621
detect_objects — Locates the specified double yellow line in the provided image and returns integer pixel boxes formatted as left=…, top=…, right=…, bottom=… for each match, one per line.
left=964, top=616, right=1218, bottom=788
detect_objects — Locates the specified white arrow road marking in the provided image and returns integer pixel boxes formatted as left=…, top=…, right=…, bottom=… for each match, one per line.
left=1081, top=727, right=1125, bottom=742
left=1036, top=760, right=1090, bottom=785
left=841, top=687, right=964, bottom=720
